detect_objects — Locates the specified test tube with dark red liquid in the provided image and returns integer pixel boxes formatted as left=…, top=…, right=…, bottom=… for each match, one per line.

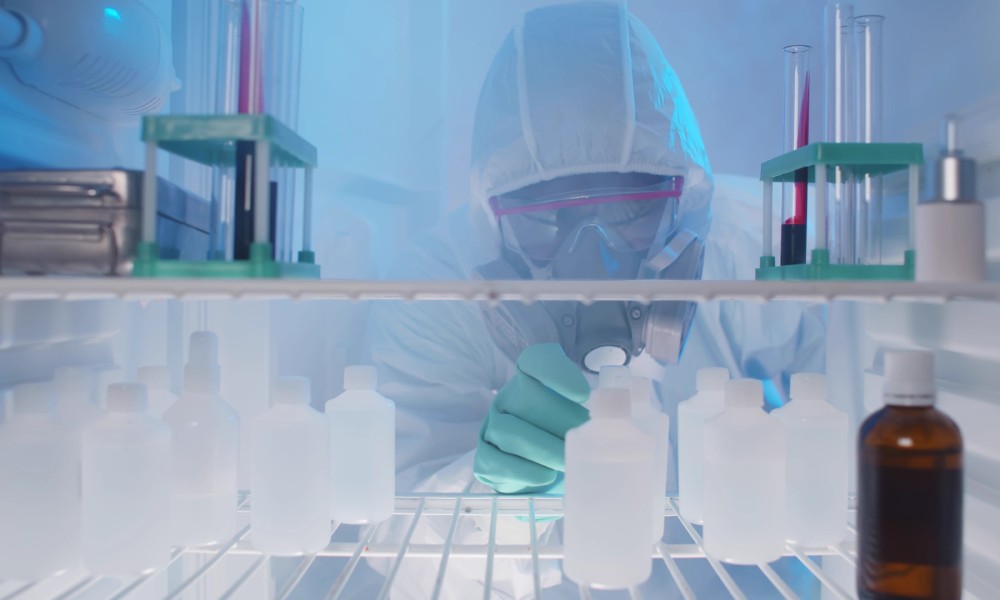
left=781, top=45, right=811, bottom=266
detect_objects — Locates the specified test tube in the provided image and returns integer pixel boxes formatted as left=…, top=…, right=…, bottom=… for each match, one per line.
left=824, top=3, right=855, bottom=263
left=214, top=0, right=245, bottom=259
left=856, top=15, right=884, bottom=265
left=781, top=45, right=811, bottom=266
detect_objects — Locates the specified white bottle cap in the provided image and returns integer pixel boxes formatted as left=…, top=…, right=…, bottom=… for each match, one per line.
left=598, top=365, right=630, bottom=389
left=184, top=331, right=221, bottom=394
left=344, top=365, right=377, bottom=390
left=12, top=382, right=55, bottom=415
left=588, top=388, right=631, bottom=418
left=274, top=376, right=311, bottom=405
left=696, top=367, right=729, bottom=392
left=137, top=366, right=171, bottom=391
left=725, top=379, right=763, bottom=408
left=883, top=350, right=936, bottom=407
left=106, top=383, right=148, bottom=413
left=790, top=372, right=827, bottom=403
left=53, top=366, right=97, bottom=397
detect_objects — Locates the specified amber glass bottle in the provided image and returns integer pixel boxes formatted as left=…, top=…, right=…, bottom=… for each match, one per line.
left=858, top=350, right=963, bottom=600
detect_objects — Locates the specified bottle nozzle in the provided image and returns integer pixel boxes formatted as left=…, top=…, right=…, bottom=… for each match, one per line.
left=944, top=114, right=958, bottom=154
left=933, top=114, right=976, bottom=203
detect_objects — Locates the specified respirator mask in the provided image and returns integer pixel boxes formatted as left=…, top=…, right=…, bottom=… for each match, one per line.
left=475, top=173, right=704, bottom=372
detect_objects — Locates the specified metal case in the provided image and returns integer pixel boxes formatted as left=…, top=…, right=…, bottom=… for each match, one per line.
left=0, top=169, right=210, bottom=276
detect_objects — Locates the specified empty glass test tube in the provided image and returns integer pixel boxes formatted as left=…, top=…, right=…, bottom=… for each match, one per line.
left=856, top=15, right=884, bottom=265
left=825, top=3, right=855, bottom=263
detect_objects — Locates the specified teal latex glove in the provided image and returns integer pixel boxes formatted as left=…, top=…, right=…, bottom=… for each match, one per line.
left=474, top=343, right=591, bottom=494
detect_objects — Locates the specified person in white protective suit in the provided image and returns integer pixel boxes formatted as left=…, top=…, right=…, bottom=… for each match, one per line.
left=357, top=2, right=826, bottom=597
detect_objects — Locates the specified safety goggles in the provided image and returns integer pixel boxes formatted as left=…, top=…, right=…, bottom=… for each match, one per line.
left=489, top=176, right=684, bottom=262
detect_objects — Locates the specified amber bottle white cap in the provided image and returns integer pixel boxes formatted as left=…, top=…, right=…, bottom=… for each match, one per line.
left=883, top=350, right=935, bottom=407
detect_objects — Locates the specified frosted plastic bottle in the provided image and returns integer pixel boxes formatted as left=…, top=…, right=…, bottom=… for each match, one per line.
left=138, top=365, right=177, bottom=418
left=54, top=366, right=105, bottom=431
left=162, top=331, right=240, bottom=546
left=858, top=351, right=963, bottom=600
left=703, top=379, right=786, bottom=564
left=772, top=373, right=848, bottom=546
left=564, top=388, right=654, bottom=588
left=677, top=367, right=729, bottom=524
left=326, top=366, right=395, bottom=524
left=82, top=383, right=171, bottom=574
left=598, top=366, right=670, bottom=544
left=0, top=383, right=82, bottom=580
left=629, top=376, right=670, bottom=544
left=250, top=377, right=330, bottom=555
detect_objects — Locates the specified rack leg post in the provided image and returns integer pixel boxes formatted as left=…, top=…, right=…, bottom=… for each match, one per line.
left=143, top=142, right=158, bottom=244
left=816, top=165, right=828, bottom=252
left=908, top=164, right=919, bottom=250
left=254, top=141, right=272, bottom=252
left=304, top=167, right=314, bottom=254
left=763, top=178, right=773, bottom=257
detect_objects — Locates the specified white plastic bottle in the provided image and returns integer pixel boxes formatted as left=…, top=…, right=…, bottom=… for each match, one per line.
left=326, top=366, right=395, bottom=524
left=703, top=379, right=786, bottom=564
left=250, top=377, right=330, bottom=555
left=630, top=376, right=670, bottom=544
left=598, top=366, right=669, bottom=544
left=771, top=373, right=848, bottom=546
left=138, top=365, right=177, bottom=418
left=54, top=366, right=104, bottom=431
left=0, top=383, right=81, bottom=580
left=677, top=367, right=729, bottom=524
left=162, top=331, right=240, bottom=546
left=82, top=383, right=171, bottom=574
left=564, top=388, right=654, bottom=588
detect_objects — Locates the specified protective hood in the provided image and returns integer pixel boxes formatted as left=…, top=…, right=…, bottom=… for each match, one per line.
left=470, top=1, right=714, bottom=244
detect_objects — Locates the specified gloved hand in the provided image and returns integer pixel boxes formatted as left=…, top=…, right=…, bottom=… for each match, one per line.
left=474, top=343, right=591, bottom=494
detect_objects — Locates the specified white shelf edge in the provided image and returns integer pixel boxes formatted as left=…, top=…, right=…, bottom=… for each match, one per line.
left=0, top=277, right=998, bottom=303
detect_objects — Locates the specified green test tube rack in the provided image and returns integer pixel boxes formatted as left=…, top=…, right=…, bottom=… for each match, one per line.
left=756, top=142, right=923, bottom=281
left=133, top=114, right=320, bottom=279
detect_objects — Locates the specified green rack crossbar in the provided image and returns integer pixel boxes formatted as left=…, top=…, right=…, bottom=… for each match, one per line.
left=136, top=115, right=319, bottom=279
left=756, top=142, right=923, bottom=281
left=760, top=142, right=922, bottom=182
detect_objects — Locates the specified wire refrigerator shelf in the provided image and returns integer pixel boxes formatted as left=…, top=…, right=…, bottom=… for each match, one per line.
left=0, top=493, right=876, bottom=600
left=0, top=278, right=999, bottom=304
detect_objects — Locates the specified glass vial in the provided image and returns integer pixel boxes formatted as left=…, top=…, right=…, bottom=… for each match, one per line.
left=251, top=377, right=330, bottom=555
left=771, top=373, right=848, bottom=546
left=564, top=388, right=654, bottom=589
left=703, top=379, right=786, bottom=564
left=326, top=366, right=395, bottom=524
left=858, top=350, right=962, bottom=600
left=678, top=367, right=729, bottom=525
left=824, top=3, right=856, bottom=264
left=781, top=45, right=811, bottom=266
left=855, top=15, right=884, bottom=265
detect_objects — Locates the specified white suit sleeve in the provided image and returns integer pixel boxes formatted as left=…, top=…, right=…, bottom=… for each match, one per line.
left=366, top=234, right=508, bottom=492
left=702, top=174, right=827, bottom=379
